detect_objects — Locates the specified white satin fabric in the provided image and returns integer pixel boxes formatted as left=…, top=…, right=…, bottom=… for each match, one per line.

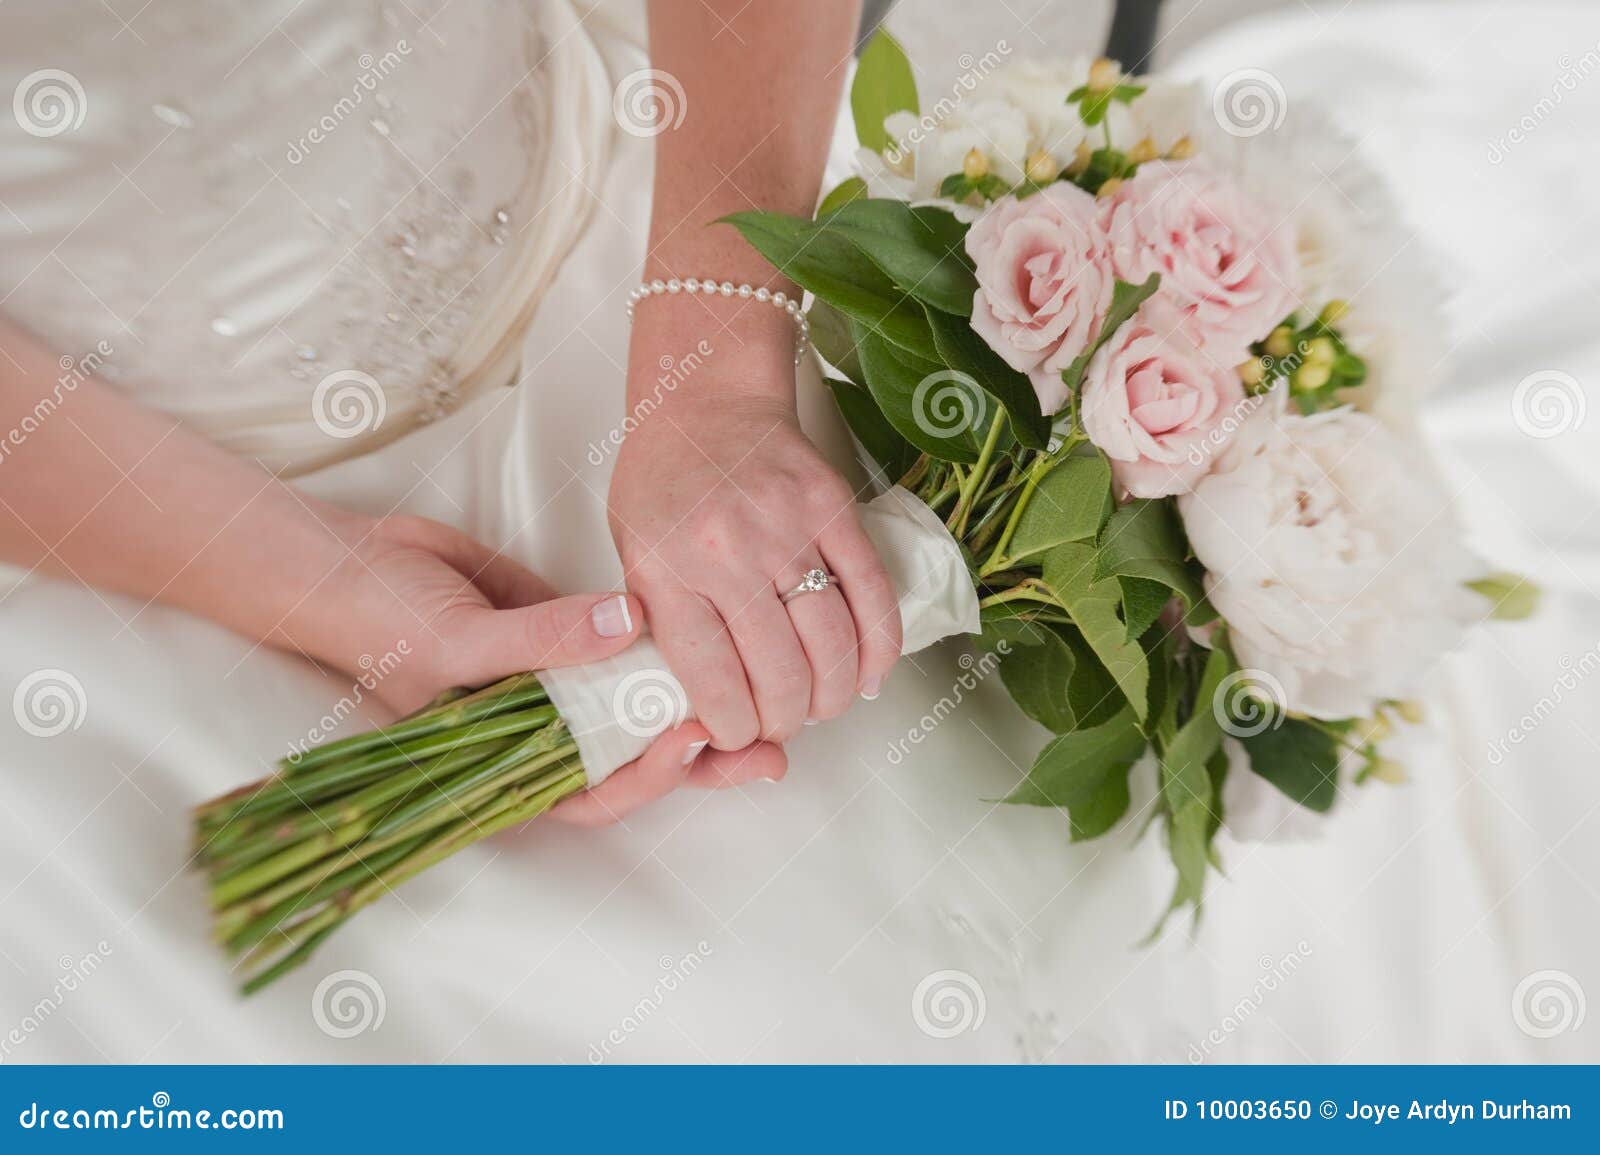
left=1, top=1, right=1598, bottom=1063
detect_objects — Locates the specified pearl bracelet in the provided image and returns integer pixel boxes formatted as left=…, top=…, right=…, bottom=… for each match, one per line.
left=626, top=277, right=811, bottom=365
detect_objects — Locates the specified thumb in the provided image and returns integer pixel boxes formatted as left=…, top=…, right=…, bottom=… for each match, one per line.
left=447, top=592, right=643, bottom=683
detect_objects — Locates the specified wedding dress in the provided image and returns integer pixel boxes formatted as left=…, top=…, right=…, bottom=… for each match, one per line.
left=2, top=0, right=1597, bottom=1063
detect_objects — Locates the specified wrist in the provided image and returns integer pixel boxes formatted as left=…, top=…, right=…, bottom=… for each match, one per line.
left=627, top=287, right=800, bottom=408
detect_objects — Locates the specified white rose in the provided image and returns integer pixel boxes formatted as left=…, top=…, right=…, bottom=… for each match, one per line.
left=1178, top=392, right=1484, bottom=720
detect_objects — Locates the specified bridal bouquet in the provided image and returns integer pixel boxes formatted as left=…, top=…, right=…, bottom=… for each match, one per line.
left=194, top=36, right=1533, bottom=991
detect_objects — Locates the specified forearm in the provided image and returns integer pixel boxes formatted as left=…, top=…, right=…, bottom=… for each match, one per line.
left=633, top=0, right=859, bottom=404
left=0, top=318, right=362, bottom=659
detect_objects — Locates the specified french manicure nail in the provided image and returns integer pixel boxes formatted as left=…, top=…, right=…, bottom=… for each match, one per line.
left=803, top=718, right=819, bottom=727
left=681, top=739, right=709, bottom=766
left=591, top=594, right=633, bottom=638
left=860, top=676, right=883, bottom=701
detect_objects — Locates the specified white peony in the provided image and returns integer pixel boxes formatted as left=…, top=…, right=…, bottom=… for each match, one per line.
left=1178, top=391, right=1485, bottom=720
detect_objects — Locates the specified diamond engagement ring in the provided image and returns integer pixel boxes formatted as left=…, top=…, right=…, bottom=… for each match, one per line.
left=780, top=568, right=837, bottom=604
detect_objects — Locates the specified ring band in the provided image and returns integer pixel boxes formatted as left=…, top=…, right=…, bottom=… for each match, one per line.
left=780, top=568, right=837, bottom=604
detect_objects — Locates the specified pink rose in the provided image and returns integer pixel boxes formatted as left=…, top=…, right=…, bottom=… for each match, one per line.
left=1101, top=160, right=1298, bottom=360
left=965, top=184, right=1115, bottom=415
left=1080, top=302, right=1248, bottom=498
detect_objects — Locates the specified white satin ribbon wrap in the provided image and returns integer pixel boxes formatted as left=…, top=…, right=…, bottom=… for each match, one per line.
left=538, top=486, right=980, bottom=785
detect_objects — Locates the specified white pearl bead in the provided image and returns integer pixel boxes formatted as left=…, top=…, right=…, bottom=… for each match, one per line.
left=718, top=281, right=734, bottom=296
left=772, top=292, right=787, bottom=308
left=649, top=279, right=665, bottom=293
left=666, top=279, right=682, bottom=293
left=754, top=287, right=770, bottom=302
left=737, top=284, right=752, bottom=298
left=684, top=277, right=699, bottom=291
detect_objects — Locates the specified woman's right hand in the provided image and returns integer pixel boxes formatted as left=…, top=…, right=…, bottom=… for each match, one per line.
left=310, top=512, right=788, bottom=825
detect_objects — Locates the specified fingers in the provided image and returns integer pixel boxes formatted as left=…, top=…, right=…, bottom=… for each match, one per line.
left=549, top=727, right=786, bottom=826
left=446, top=591, right=644, bottom=684
left=779, top=565, right=858, bottom=722
left=821, top=512, right=903, bottom=700
left=550, top=723, right=712, bottom=827
left=642, top=583, right=759, bottom=750
left=685, top=740, right=787, bottom=789
left=717, top=588, right=812, bottom=743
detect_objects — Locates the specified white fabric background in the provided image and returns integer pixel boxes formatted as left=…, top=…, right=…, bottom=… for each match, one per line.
left=0, top=0, right=1596, bottom=1063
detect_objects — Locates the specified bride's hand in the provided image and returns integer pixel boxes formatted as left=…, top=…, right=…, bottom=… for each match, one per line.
left=321, top=513, right=786, bottom=823
left=607, top=318, right=903, bottom=752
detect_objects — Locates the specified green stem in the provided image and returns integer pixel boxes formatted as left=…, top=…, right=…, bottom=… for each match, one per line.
left=947, top=410, right=1006, bottom=538
left=979, top=452, right=1058, bottom=577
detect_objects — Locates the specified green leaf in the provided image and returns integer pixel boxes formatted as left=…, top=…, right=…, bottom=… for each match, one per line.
left=806, top=298, right=862, bottom=381
left=925, top=307, right=1050, bottom=449
left=824, top=376, right=918, bottom=480
left=978, top=603, right=1060, bottom=648
left=1001, top=706, right=1147, bottom=841
left=1160, top=647, right=1232, bottom=906
left=1467, top=572, right=1541, bottom=621
left=1238, top=718, right=1341, bottom=813
left=852, top=321, right=986, bottom=463
left=822, top=199, right=976, bottom=317
left=997, top=629, right=1077, bottom=733
left=1058, top=275, right=1160, bottom=399
left=1094, top=499, right=1207, bottom=617
left=719, top=211, right=937, bottom=360
left=851, top=30, right=917, bottom=154
left=816, top=177, right=868, bottom=218
left=1007, top=452, right=1113, bottom=564
left=1042, top=543, right=1149, bottom=721
left=1118, top=576, right=1169, bottom=640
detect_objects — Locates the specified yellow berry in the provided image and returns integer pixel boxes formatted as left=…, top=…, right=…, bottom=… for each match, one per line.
left=1128, top=136, right=1159, bottom=165
left=1370, top=758, right=1406, bottom=785
left=1293, top=362, right=1332, bottom=391
left=1096, top=177, right=1124, bottom=198
left=1025, top=149, right=1060, bottom=184
left=1087, top=58, right=1121, bottom=93
left=1394, top=700, right=1426, bottom=725
left=1264, top=326, right=1293, bottom=359
left=1067, top=140, right=1094, bottom=175
left=1319, top=299, right=1350, bottom=325
left=962, top=147, right=989, bottom=181
left=1168, top=135, right=1195, bottom=160
left=1237, top=358, right=1266, bottom=387
left=1306, top=336, right=1337, bottom=366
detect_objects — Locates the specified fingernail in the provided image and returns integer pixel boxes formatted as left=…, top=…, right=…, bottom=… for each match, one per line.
left=803, top=718, right=819, bottom=727
left=681, top=739, right=709, bottom=766
left=860, top=676, right=883, bottom=701
left=591, top=595, right=633, bottom=638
